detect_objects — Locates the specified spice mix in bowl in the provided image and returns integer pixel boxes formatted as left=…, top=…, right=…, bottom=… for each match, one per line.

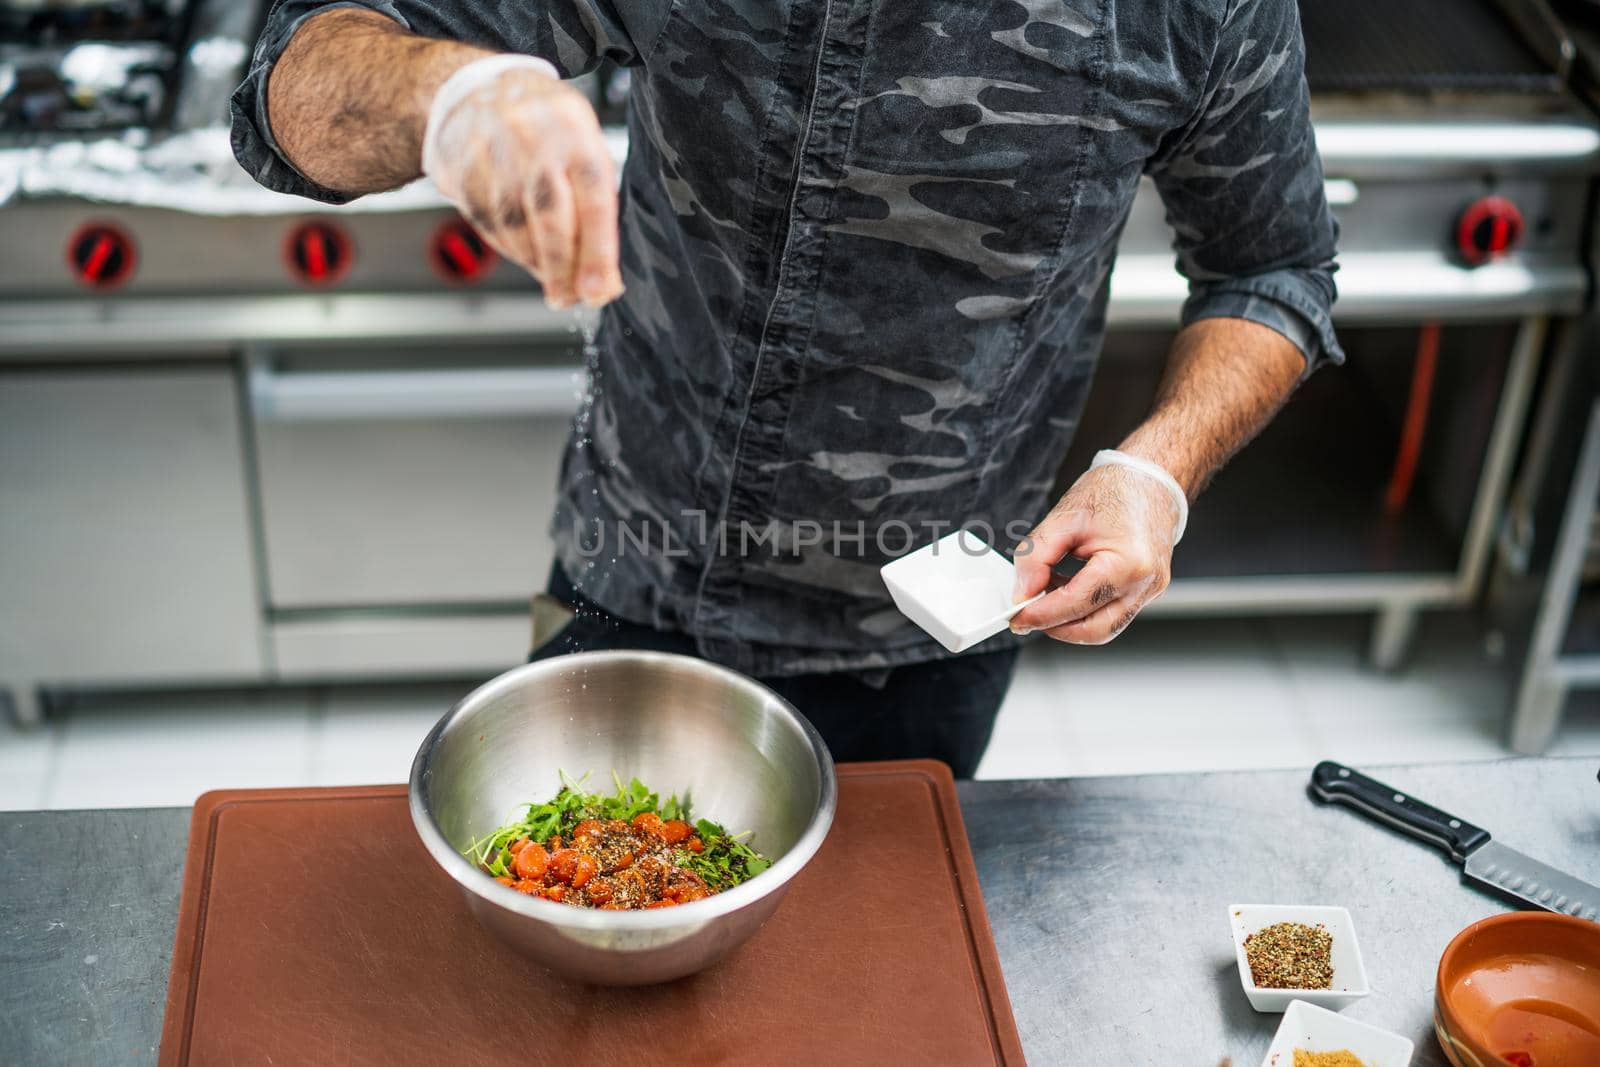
left=1228, top=904, right=1371, bottom=1013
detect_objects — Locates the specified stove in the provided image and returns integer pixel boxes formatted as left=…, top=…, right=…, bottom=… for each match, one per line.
left=1304, top=0, right=1563, bottom=93
left=0, top=0, right=1591, bottom=343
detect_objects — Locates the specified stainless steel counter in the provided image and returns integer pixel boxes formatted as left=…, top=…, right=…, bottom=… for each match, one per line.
left=0, top=805, right=189, bottom=1065
left=958, top=757, right=1599, bottom=1064
left=3, top=757, right=1596, bottom=1065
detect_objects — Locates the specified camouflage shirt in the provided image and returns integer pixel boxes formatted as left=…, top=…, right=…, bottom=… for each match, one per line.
left=234, top=0, right=1341, bottom=677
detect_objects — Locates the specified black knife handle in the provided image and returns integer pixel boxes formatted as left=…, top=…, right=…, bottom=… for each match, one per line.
left=1309, top=761, right=1491, bottom=862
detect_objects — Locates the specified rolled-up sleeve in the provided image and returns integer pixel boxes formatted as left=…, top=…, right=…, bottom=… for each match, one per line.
left=1148, top=0, right=1343, bottom=372
left=230, top=0, right=663, bottom=204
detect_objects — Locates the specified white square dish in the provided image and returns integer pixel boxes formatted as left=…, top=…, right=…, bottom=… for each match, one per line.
left=879, top=530, right=1043, bottom=653
left=1229, top=904, right=1371, bottom=1013
left=1261, top=999, right=1414, bottom=1067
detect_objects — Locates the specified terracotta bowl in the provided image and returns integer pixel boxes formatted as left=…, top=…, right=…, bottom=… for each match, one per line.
left=1434, top=911, right=1600, bottom=1067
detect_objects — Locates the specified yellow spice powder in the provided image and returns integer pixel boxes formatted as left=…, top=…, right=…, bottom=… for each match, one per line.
left=1293, top=1051, right=1366, bottom=1067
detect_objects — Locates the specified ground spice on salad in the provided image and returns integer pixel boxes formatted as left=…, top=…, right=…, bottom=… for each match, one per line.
left=465, top=773, right=771, bottom=911
left=1243, top=921, right=1334, bottom=990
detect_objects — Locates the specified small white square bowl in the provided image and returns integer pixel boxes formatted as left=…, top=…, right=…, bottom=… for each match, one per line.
left=1261, top=1000, right=1414, bottom=1067
left=1229, top=904, right=1371, bottom=1013
left=879, top=530, right=1042, bottom=653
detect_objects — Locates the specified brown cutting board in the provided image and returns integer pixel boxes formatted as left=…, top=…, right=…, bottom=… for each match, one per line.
left=160, top=760, right=1024, bottom=1066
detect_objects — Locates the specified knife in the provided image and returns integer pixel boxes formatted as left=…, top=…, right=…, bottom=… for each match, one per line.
left=1309, top=760, right=1600, bottom=922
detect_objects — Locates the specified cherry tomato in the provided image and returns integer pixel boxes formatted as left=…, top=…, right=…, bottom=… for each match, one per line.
left=572, top=854, right=599, bottom=888
left=660, top=819, right=692, bottom=845
left=632, top=812, right=665, bottom=838
left=494, top=875, right=515, bottom=887
left=676, top=888, right=708, bottom=903
left=605, top=819, right=630, bottom=834
left=549, top=848, right=581, bottom=884
left=512, top=879, right=541, bottom=895
left=507, top=836, right=531, bottom=855
left=540, top=885, right=567, bottom=902
left=513, top=841, right=549, bottom=881
left=612, top=851, right=634, bottom=871
left=685, top=837, right=705, bottom=853
left=547, top=835, right=562, bottom=850
left=586, top=881, right=614, bottom=904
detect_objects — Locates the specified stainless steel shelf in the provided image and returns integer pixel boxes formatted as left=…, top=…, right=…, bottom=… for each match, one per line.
left=1118, top=317, right=1547, bottom=671
left=1511, top=400, right=1600, bottom=752
left=1174, top=371, right=1464, bottom=581
left=0, top=294, right=586, bottom=355
left=1108, top=251, right=1585, bottom=327
left=1559, top=583, right=1600, bottom=658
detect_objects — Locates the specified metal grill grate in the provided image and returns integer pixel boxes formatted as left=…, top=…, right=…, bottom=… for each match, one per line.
left=1301, top=0, right=1560, bottom=93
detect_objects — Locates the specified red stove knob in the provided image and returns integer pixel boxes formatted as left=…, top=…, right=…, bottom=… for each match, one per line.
left=67, top=222, right=136, bottom=290
left=1455, top=196, right=1524, bottom=267
left=429, top=218, right=497, bottom=284
left=284, top=221, right=353, bottom=286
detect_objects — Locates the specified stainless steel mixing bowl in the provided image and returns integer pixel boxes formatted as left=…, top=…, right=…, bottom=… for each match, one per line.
left=408, top=650, right=837, bottom=985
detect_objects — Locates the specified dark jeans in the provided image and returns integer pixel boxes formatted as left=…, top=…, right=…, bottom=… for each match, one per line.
left=532, top=565, right=1018, bottom=778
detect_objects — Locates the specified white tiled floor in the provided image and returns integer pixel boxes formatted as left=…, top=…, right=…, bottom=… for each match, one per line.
left=976, top=611, right=1600, bottom=779
left=0, top=712, right=57, bottom=809
left=4, top=611, right=1600, bottom=811
left=981, top=616, right=1311, bottom=779
left=308, top=682, right=477, bottom=787
left=44, top=690, right=316, bottom=809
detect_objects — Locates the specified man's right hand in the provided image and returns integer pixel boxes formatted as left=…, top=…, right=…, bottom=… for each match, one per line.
left=426, top=65, right=623, bottom=308
left=267, top=10, right=624, bottom=309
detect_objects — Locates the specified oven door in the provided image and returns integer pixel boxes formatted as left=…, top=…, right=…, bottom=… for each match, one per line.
left=247, top=342, right=582, bottom=676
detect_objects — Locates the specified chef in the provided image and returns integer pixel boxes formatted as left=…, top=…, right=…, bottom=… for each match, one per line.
left=232, top=0, right=1339, bottom=777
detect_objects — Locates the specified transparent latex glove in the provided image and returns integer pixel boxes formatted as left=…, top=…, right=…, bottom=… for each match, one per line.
left=422, top=57, right=623, bottom=308
left=1009, top=461, right=1182, bottom=644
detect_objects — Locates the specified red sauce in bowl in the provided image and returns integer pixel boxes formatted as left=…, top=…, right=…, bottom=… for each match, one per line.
left=1437, top=914, right=1600, bottom=1067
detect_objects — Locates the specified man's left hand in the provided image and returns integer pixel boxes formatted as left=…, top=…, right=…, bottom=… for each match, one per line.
left=1008, top=462, right=1182, bottom=645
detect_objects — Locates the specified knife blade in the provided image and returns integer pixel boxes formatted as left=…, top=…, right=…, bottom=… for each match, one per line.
left=1309, top=760, right=1600, bottom=922
left=1464, top=840, right=1600, bottom=920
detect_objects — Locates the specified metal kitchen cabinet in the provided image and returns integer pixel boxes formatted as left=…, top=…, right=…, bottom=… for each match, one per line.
left=245, top=343, right=581, bottom=676
left=0, top=366, right=265, bottom=723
